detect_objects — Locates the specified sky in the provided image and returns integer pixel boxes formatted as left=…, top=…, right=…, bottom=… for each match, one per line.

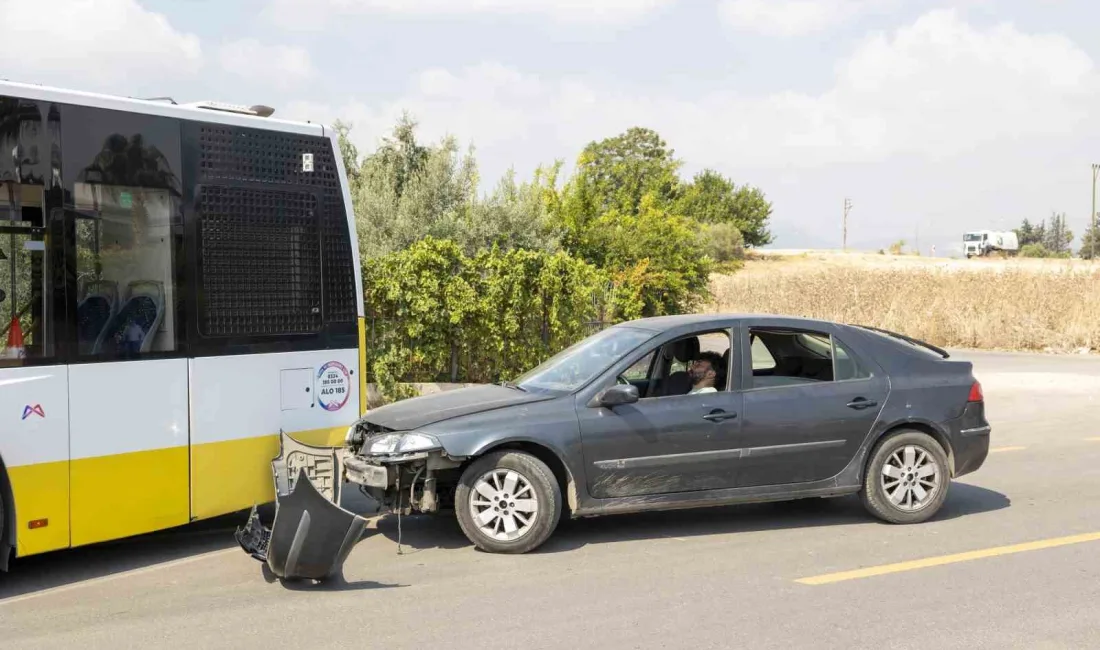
left=3, top=0, right=1100, bottom=255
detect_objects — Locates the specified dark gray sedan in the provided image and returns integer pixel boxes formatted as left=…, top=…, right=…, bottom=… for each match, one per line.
left=238, top=313, right=991, bottom=579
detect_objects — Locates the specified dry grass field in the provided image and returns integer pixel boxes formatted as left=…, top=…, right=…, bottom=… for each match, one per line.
left=706, top=250, right=1100, bottom=353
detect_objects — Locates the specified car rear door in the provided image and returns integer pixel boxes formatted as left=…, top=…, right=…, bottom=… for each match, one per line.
left=576, top=324, right=744, bottom=499
left=734, top=321, right=888, bottom=488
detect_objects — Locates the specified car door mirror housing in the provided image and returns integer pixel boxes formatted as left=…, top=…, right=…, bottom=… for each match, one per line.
left=589, top=384, right=639, bottom=408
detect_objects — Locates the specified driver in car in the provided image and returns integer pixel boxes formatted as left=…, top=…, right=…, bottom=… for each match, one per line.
left=688, top=351, right=723, bottom=394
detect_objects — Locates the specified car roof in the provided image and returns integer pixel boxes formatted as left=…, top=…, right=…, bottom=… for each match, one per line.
left=613, top=312, right=844, bottom=332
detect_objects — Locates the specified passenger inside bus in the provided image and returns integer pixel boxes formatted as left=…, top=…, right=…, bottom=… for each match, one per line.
left=73, top=182, right=172, bottom=357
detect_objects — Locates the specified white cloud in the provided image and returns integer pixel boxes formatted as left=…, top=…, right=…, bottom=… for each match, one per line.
left=821, top=9, right=1097, bottom=158
left=289, top=10, right=1099, bottom=175
left=264, top=0, right=677, bottom=30
left=718, top=0, right=898, bottom=36
left=722, top=0, right=847, bottom=36
left=218, top=39, right=314, bottom=90
left=0, top=0, right=202, bottom=86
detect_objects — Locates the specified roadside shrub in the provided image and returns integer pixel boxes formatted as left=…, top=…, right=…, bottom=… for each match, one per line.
left=1019, top=243, right=1052, bottom=258
left=576, top=195, right=714, bottom=320
left=702, top=222, right=745, bottom=272
left=363, top=237, right=610, bottom=402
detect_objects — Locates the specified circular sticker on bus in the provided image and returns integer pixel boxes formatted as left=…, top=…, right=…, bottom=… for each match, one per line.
left=317, top=361, right=350, bottom=411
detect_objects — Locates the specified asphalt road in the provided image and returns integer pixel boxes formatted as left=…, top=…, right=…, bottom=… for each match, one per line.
left=2, top=349, right=1099, bottom=649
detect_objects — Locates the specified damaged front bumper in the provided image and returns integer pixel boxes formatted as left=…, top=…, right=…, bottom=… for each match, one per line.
left=235, top=431, right=370, bottom=581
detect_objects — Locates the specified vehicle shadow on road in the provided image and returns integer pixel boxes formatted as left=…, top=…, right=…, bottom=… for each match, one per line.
left=259, top=563, right=406, bottom=592
left=0, top=512, right=248, bottom=602
left=0, top=490, right=389, bottom=602
left=369, top=482, right=1010, bottom=555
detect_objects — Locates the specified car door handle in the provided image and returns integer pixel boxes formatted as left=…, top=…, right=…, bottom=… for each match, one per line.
left=703, top=410, right=738, bottom=422
left=846, top=398, right=878, bottom=410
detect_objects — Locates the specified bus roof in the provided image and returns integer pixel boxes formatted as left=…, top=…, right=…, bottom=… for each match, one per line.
left=0, top=78, right=328, bottom=138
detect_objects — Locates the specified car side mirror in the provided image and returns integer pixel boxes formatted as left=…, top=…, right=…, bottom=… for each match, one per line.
left=588, top=383, right=639, bottom=408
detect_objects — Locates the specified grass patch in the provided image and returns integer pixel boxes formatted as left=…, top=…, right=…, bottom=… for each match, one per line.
left=708, top=263, right=1100, bottom=353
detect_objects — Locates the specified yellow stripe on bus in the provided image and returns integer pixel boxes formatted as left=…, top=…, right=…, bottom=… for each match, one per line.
left=8, top=426, right=350, bottom=558
left=70, top=446, right=190, bottom=548
left=6, top=460, right=70, bottom=556
left=189, top=426, right=348, bottom=520
left=358, top=316, right=368, bottom=416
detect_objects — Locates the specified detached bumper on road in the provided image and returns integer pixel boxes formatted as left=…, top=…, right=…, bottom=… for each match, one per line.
left=235, top=432, right=370, bottom=581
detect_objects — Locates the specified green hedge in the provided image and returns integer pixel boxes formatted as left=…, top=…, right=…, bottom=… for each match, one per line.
left=363, top=237, right=612, bottom=401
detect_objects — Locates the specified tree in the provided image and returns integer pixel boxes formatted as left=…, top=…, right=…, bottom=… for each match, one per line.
left=584, top=194, right=713, bottom=319
left=465, top=165, right=561, bottom=254
left=673, top=169, right=774, bottom=247
left=702, top=222, right=745, bottom=271
left=354, top=119, right=477, bottom=260
left=1042, top=211, right=1073, bottom=255
left=333, top=119, right=360, bottom=193
left=571, top=126, right=683, bottom=217
left=546, top=127, right=717, bottom=318
left=362, top=112, right=432, bottom=201
left=1014, top=218, right=1045, bottom=248
left=349, top=117, right=559, bottom=260
left=1079, top=222, right=1100, bottom=260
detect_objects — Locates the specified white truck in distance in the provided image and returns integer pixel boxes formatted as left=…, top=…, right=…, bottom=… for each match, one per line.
left=964, top=230, right=1019, bottom=258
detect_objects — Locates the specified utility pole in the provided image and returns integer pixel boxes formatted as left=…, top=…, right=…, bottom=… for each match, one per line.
left=843, top=198, right=852, bottom=251
left=1092, top=164, right=1099, bottom=261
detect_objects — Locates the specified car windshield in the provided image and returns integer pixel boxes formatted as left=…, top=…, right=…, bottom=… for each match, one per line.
left=513, top=326, right=655, bottom=393
left=964, top=233, right=982, bottom=241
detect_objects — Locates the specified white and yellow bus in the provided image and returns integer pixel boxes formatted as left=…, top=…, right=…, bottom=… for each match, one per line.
left=0, top=79, right=365, bottom=570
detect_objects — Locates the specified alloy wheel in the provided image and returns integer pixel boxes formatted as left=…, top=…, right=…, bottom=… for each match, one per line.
left=880, top=444, right=941, bottom=511
left=469, top=469, right=540, bottom=541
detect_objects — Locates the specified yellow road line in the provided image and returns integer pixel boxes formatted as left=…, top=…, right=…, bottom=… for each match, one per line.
left=989, top=446, right=1027, bottom=453
left=795, top=532, right=1100, bottom=586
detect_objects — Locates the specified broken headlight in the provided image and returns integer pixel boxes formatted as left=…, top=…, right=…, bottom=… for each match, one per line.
left=367, top=432, right=441, bottom=455
left=345, top=423, right=364, bottom=446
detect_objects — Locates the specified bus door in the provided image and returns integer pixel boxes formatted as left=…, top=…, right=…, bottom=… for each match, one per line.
left=60, top=103, right=190, bottom=547
left=0, top=180, right=71, bottom=557
left=63, top=189, right=190, bottom=546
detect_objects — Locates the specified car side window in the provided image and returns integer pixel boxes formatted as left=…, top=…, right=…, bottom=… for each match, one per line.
left=621, top=351, right=655, bottom=381
left=633, top=329, right=732, bottom=399
left=748, top=327, right=868, bottom=389
left=833, top=337, right=870, bottom=381
left=751, top=335, right=775, bottom=371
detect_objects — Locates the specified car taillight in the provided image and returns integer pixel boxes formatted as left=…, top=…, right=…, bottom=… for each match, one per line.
left=968, top=380, right=983, bottom=402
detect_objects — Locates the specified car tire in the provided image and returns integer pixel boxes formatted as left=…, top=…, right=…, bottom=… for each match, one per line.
left=861, top=430, right=951, bottom=525
left=454, top=450, right=562, bottom=554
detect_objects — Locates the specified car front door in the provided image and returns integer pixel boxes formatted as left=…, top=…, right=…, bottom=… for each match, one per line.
left=735, top=321, right=888, bottom=488
left=576, top=325, right=743, bottom=499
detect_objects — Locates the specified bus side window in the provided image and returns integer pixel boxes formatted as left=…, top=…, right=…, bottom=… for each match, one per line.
left=0, top=96, right=59, bottom=367
left=61, top=105, right=182, bottom=359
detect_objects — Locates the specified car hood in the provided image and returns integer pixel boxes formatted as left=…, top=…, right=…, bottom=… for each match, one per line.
left=358, top=384, right=555, bottom=431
